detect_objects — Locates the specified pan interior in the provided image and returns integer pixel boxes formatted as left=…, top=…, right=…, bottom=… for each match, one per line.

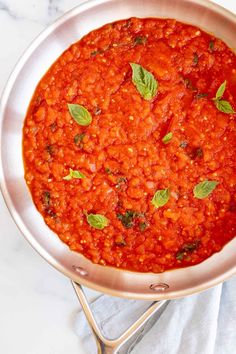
left=1, top=0, right=236, bottom=299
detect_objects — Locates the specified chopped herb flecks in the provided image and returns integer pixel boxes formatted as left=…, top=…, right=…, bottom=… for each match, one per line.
left=180, top=141, right=188, bottom=148
left=42, top=191, right=56, bottom=218
left=134, top=36, right=147, bottom=45
left=42, top=191, right=51, bottom=207
left=115, top=236, right=126, bottom=247
left=184, top=78, right=197, bottom=92
left=91, top=49, right=104, bottom=57
left=176, top=240, right=200, bottom=260
left=195, top=93, right=208, bottom=99
left=193, top=53, right=199, bottom=65
left=116, top=177, right=127, bottom=189
left=94, top=107, right=102, bottom=115
left=188, top=147, right=203, bottom=160
left=105, top=167, right=112, bottom=174
left=117, top=210, right=143, bottom=228
left=139, top=222, right=147, bottom=231
left=74, top=133, right=85, bottom=146
left=46, top=144, right=54, bottom=155
left=46, top=209, right=57, bottom=218
left=195, top=147, right=203, bottom=158
left=50, top=122, right=57, bottom=132
left=209, top=40, right=215, bottom=52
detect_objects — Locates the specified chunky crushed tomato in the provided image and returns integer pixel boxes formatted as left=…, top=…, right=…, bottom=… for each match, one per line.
left=23, top=18, right=236, bottom=273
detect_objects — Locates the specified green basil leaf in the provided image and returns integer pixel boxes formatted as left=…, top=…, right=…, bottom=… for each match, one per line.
left=151, top=188, right=170, bottom=208
left=63, top=168, right=86, bottom=180
left=162, top=132, right=173, bottom=144
left=193, top=180, right=218, bottom=199
left=86, top=213, right=109, bottom=229
left=215, top=80, right=226, bottom=100
left=212, top=81, right=235, bottom=114
left=68, top=104, right=92, bottom=126
left=215, top=99, right=235, bottom=114
left=130, top=63, right=158, bottom=100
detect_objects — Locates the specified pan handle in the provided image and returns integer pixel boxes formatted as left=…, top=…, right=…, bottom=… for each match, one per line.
left=72, top=281, right=168, bottom=354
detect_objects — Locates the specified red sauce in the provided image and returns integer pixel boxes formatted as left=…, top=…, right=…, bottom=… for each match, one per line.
left=23, top=18, right=236, bottom=273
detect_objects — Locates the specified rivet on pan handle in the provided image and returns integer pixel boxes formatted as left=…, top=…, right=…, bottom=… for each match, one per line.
left=72, top=281, right=169, bottom=354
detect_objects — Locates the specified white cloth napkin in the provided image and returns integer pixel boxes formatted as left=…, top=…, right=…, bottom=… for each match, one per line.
left=74, top=276, right=236, bottom=354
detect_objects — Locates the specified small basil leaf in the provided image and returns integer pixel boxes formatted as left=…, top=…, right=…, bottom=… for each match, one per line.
left=215, top=99, right=235, bottom=114
left=86, top=213, right=109, bottom=229
left=63, top=168, right=86, bottom=180
left=193, top=180, right=218, bottom=199
left=162, top=132, right=173, bottom=144
left=151, top=188, right=170, bottom=208
left=68, top=104, right=92, bottom=126
left=130, top=63, right=158, bottom=100
left=215, top=80, right=226, bottom=100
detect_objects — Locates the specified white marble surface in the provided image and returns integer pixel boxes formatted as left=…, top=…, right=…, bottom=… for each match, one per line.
left=0, top=1, right=235, bottom=354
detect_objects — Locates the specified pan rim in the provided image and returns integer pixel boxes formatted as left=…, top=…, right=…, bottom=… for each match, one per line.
left=1, top=0, right=236, bottom=300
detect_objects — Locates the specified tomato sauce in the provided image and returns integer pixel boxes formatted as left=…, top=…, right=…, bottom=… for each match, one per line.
left=23, top=18, right=236, bottom=273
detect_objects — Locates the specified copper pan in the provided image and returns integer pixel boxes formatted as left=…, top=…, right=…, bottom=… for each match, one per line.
left=0, top=0, right=236, bottom=352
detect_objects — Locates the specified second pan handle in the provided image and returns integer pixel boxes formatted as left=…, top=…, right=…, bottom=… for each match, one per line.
left=72, top=282, right=169, bottom=354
